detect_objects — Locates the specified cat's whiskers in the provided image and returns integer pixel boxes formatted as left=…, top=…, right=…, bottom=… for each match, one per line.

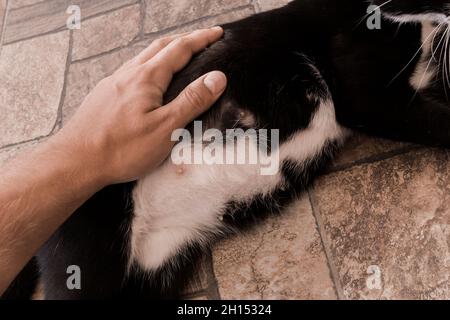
left=443, top=20, right=450, bottom=92
left=389, top=21, right=445, bottom=86
left=411, top=21, right=449, bottom=102
left=437, top=23, right=449, bottom=98
left=437, top=25, right=449, bottom=99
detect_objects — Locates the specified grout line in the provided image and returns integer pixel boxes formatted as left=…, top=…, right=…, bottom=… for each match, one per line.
left=0, top=135, right=48, bottom=151
left=138, top=0, right=146, bottom=40
left=3, top=1, right=140, bottom=46
left=140, top=4, right=256, bottom=37
left=71, top=5, right=255, bottom=64
left=71, top=36, right=146, bottom=64
left=7, top=0, right=46, bottom=11
left=5, top=25, right=68, bottom=46
left=75, top=1, right=141, bottom=25
left=308, top=190, right=346, bottom=300
left=0, top=0, right=10, bottom=55
left=251, top=0, right=261, bottom=13
left=326, top=145, right=422, bottom=175
left=205, top=248, right=222, bottom=300
left=51, top=29, right=73, bottom=133
left=5, top=1, right=247, bottom=47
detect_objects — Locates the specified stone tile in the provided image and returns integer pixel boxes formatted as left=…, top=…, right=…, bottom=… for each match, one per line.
left=0, top=31, right=69, bottom=147
left=72, top=4, right=140, bottom=61
left=9, top=0, right=45, bottom=10
left=0, top=140, right=41, bottom=166
left=144, top=0, right=251, bottom=33
left=0, top=0, right=7, bottom=45
left=189, top=295, right=208, bottom=300
left=63, top=39, right=151, bottom=123
left=213, top=196, right=337, bottom=300
left=182, top=253, right=213, bottom=296
left=311, top=149, right=450, bottom=300
left=4, top=0, right=138, bottom=44
left=255, top=0, right=292, bottom=12
left=164, top=7, right=254, bottom=34
left=332, top=134, right=410, bottom=169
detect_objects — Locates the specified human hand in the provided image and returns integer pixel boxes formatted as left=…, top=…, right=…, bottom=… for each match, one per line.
left=51, top=27, right=227, bottom=187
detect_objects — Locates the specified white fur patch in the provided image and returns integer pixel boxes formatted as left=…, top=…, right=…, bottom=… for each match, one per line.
left=410, top=21, right=439, bottom=91
left=130, top=99, right=347, bottom=271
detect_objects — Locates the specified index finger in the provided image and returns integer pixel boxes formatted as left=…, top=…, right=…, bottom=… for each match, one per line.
left=143, top=26, right=224, bottom=92
left=133, top=32, right=192, bottom=65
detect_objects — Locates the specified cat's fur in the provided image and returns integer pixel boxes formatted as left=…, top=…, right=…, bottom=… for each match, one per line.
left=3, top=0, right=450, bottom=299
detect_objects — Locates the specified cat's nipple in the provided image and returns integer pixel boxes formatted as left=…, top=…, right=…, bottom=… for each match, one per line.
left=175, top=166, right=185, bottom=175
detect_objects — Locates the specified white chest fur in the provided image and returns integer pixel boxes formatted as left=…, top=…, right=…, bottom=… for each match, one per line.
left=130, top=98, right=347, bottom=272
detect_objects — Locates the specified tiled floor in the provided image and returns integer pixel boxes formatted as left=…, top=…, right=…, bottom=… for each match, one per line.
left=0, top=0, right=449, bottom=300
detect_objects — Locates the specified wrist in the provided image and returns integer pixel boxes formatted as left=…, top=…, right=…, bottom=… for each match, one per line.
left=44, top=133, right=109, bottom=193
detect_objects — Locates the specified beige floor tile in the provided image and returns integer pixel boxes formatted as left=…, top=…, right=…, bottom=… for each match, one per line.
left=72, top=4, right=140, bottom=61
left=4, top=0, right=137, bottom=44
left=333, top=134, right=411, bottom=169
left=0, top=0, right=7, bottom=44
left=144, top=0, right=251, bottom=33
left=311, top=149, right=450, bottom=300
left=9, top=0, right=45, bottom=10
left=62, top=39, right=152, bottom=123
left=213, top=196, right=337, bottom=300
left=182, top=253, right=215, bottom=297
left=0, top=31, right=69, bottom=147
left=0, top=140, right=41, bottom=166
left=255, top=0, right=292, bottom=12
left=162, top=7, right=254, bottom=35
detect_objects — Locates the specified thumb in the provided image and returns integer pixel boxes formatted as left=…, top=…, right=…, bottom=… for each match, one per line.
left=163, top=71, right=227, bottom=129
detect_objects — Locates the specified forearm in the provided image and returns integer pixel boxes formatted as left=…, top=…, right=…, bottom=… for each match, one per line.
left=0, top=137, right=104, bottom=295
left=0, top=27, right=226, bottom=297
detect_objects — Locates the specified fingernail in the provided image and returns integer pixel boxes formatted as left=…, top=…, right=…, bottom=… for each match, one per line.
left=210, top=26, right=223, bottom=33
left=204, top=71, right=227, bottom=95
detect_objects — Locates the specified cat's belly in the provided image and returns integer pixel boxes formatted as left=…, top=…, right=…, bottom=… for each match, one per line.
left=129, top=98, right=348, bottom=272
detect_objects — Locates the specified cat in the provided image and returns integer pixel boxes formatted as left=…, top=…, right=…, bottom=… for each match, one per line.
left=3, top=0, right=450, bottom=299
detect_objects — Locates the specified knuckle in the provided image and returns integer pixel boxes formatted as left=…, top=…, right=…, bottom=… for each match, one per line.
left=135, top=65, right=150, bottom=81
left=183, top=86, right=205, bottom=109
left=112, top=78, right=126, bottom=93
left=153, top=38, right=167, bottom=49
left=174, top=37, right=191, bottom=50
left=142, top=63, right=159, bottom=81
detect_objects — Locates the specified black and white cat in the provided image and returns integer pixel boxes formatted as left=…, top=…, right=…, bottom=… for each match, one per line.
left=3, top=0, right=450, bottom=299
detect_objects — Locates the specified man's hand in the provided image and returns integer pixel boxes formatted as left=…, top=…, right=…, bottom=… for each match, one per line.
left=53, top=26, right=227, bottom=186
left=0, top=27, right=226, bottom=296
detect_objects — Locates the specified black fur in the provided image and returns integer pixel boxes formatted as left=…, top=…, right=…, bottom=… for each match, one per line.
left=3, top=0, right=450, bottom=299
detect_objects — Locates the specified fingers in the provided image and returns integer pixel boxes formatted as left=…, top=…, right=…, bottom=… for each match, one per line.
left=133, top=32, right=191, bottom=65
left=144, top=27, right=224, bottom=92
left=154, top=71, right=227, bottom=131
